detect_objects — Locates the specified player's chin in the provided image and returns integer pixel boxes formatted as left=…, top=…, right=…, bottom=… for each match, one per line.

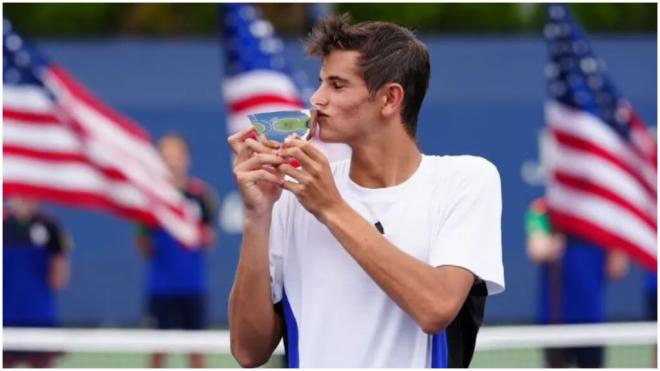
left=318, top=129, right=341, bottom=143
left=317, top=123, right=349, bottom=143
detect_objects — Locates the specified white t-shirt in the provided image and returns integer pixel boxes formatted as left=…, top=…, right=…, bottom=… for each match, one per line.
left=269, top=154, right=505, bottom=367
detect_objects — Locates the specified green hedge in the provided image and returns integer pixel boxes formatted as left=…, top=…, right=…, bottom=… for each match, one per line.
left=4, top=3, right=656, bottom=37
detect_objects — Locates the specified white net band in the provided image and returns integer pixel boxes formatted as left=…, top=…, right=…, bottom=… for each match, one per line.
left=4, top=321, right=656, bottom=353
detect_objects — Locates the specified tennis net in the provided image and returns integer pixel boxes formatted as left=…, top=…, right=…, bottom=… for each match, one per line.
left=3, top=321, right=656, bottom=367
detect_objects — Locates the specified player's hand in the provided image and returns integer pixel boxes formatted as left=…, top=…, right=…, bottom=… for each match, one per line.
left=228, top=128, right=285, bottom=218
left=227, top=127, right=281, bottom=166
left=277, top=137, right=344, bottom=223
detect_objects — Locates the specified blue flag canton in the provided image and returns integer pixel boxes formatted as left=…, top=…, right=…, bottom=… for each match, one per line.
left=544, top=4, right=631, bottom=139
left=3, top=19, right=49, bottom=87
left=221, top=3, right=291, bottom=77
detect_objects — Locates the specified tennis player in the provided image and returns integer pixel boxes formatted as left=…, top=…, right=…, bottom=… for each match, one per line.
left=228, top=15, right=505, bottom=368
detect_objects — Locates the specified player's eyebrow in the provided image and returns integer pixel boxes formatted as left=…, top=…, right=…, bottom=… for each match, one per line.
left=319, top=75, right=350, bottom=84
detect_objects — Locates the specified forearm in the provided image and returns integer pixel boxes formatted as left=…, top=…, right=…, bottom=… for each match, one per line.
left=228, top=214, right=282, bottom=366
left=322, top=203, right=471, bottom=334
left=49, top=255, right=70, bottom=291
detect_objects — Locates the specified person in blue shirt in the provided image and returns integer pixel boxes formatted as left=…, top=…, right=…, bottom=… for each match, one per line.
left=135, top=133, right=217, bottom=368
left=644, top=270, right=657, bottom=367
left=3, top=196, right=72, bottom=368
left=526, top=197, right=628, bottom=367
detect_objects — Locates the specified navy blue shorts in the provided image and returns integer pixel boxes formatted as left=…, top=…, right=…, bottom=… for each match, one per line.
left=147, top=294, right=207, bottom=330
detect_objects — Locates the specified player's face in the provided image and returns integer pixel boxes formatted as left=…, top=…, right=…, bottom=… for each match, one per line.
left=158, top=137, right=190, bottom=180
left=310, top=50, right=382, bottom=144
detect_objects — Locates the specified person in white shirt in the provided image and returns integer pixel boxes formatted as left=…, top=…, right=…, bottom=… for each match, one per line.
left=227, top=14, right=505, bottom=368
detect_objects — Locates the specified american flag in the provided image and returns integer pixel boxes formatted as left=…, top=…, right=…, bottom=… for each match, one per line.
left=220, top=3, right=350, bottom=161
left=3, top=19, right=202, bottom=247
left=543, top=4, right=657, bottom=270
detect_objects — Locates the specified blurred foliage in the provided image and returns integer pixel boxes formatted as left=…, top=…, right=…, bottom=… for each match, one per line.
left=338, top=3, right=530, bottom=33
left=3, top=3, right=219, bottom=37
left=3, top=3, right=656, bottom=38
left=339, top=3, right=657, bottom=33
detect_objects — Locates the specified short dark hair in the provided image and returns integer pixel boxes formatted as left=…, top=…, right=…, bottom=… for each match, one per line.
left=304, top=14, right=430, bottom=138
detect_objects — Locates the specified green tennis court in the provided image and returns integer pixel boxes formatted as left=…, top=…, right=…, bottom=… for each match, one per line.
left=48, top=345, right=654, bottom=368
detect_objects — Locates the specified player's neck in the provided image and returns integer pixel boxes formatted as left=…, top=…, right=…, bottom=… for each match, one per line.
left=349, top=129, right=421, bottom=189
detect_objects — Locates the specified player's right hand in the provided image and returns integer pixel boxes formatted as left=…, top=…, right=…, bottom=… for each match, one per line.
left=228, top=127, right=285, bottom=218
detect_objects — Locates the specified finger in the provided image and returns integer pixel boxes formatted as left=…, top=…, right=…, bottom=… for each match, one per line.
left=278, top=144, right=316, bottom=171
left=262, top=164, right=280, bottom=174
left=246, top=129, right=258, bottom=141
left=308, top=109, right=318, bottom=140
left=234, top=140, right=254, bottom=166
left=282, top=139, right=327, bottom=169
left=228, top=126, right=258, bottom=154
left=262, top=137, right=283, bottom=149
left=278, top=163, right=310, bottom=184
left=245, top=137, right=279, bottom=155
left=288, top=138, right=327, bottom=163
left=281, top=179, right=303, bottom=194
left=239, top=169, right=283, bottom=186
left=235, top=153, right=285, bottom=172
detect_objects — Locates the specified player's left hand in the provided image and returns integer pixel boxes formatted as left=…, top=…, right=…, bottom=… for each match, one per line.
left=277, top=137, right=345, bottom=223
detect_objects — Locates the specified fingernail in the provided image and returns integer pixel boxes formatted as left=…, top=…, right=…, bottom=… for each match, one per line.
left=290, top=159, right=301, bottom=168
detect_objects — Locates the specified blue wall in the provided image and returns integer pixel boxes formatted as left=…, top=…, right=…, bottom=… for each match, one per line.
left=32, top=36, right=656, bottom=326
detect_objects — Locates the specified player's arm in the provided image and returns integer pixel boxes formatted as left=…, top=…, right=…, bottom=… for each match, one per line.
left=279, top=139, right=479, bottom=334
left=323, top=205, right=474, bottom=334
left=229, top=214, right=284, bottom=367
left=227, top=127, right=285, bottom=367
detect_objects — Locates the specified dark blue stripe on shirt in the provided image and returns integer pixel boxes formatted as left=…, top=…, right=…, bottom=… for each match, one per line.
left=431, top=331, right=448, bottom=368
left=282, top=290, right=299, bottom=368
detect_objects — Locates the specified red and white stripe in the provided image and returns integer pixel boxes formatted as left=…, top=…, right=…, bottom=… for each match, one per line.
left=3, top=65, right=201, bottom=247
left=545, top=100, right=657, bottom=270
left=223, top=69, right=304, bottom=134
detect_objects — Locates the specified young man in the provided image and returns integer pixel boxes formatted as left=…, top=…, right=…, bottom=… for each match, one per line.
left=135, top=134, right=218, bottom=368
left=3, top=196, right=72, bottom=368
left=228, top=15, right=504, bottom=368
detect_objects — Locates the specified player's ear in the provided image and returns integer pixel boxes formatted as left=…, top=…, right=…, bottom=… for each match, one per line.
left=381, top=82, right=404, bottom=118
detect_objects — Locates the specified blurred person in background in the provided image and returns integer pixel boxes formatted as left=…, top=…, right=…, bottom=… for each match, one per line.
left=525, top=196, right=629, bottom=367
left=135, top=133, right=218, bottom=368
left=643, top=270, right=657, bottom=367
left=3, top=196, right=72, bottom=368
left=228, top=15, right=504, bottom=367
